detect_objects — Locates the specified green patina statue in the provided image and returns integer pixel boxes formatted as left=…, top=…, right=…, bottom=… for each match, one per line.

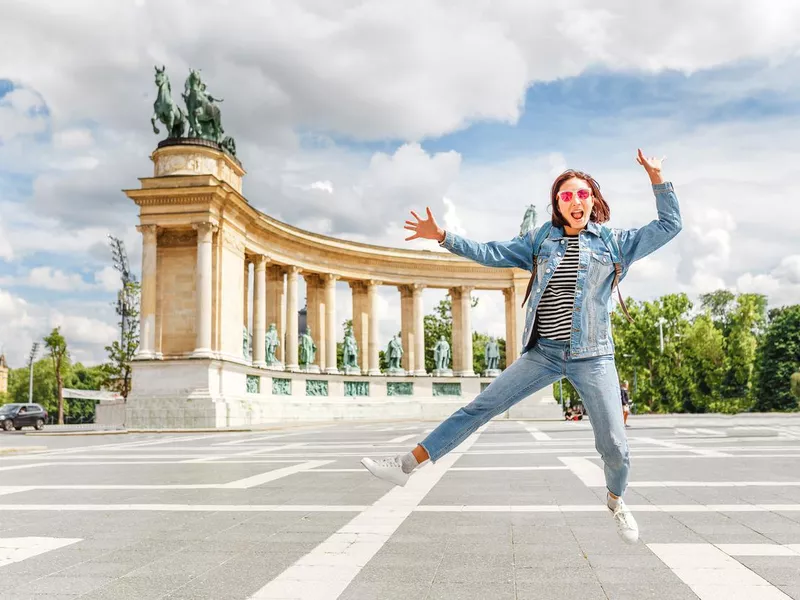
left=151, top=66, right=187, bottom=139
left=299, top=326, right=317, bottom=366
left=183, top=69, right=224, bottom=143
left=342, top=325, right=359, bottom=369
left=150, top=66, right=238, bottom=158
left=519, top=204, right=537, bottom=237
left=265, top=323, right=280, bottom=366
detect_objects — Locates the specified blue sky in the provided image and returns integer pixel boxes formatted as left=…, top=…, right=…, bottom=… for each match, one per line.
left=1, top=2, right=800, bottom=367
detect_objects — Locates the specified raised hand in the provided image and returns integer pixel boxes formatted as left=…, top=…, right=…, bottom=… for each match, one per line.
left=404, top=207, right=445, bottom=242
left=636, top=148, right=665, bottom=184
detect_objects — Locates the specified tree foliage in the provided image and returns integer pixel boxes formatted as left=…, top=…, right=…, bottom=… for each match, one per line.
left=753, top=305, right=800, bottom=411
left=43, top=327, right=69, bottom=424
left=103, top=280, right=140, bottom=399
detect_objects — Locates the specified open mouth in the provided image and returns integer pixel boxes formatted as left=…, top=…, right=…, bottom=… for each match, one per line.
left=570, top=209, right=585, bottom=221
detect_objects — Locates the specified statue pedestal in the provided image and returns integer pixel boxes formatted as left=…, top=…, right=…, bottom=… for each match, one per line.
left=386, top=367, right=406, bottom=377
left=299, top=364, right=321, bottom=374
left=482, top=369, right=502, bottom=378
left=433, top=369, right=454, bottom=377
left=265, top=361, right=285, bottom=372
left=342, top=366, right=362, bottom=375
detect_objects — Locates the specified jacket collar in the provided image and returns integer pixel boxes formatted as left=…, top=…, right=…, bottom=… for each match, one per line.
left=548, top=221, right=601, bottom=240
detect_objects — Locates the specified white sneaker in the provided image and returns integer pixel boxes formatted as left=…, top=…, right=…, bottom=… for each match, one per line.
left=361, top=456, right=409, bottom=487
left=611, top=500, right=639, bottom=544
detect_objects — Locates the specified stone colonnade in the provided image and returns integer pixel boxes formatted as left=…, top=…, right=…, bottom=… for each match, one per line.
left=135, top=232, right=518, bottom=375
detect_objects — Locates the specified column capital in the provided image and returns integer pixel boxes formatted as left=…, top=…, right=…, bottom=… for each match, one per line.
left=397, top=284, right=414, bottom=298
left=136, top=224, right=159, bottom=237
left=286, top=265, right=302, bottom=275
left=349, top=280, right=368, bottom=293
left=192, top=221, right=218, bottom=238
left=253, top=254, right=269, bottom=270
left=367, top=279, right=383, bottom=288
left=322, top=273, right=339, bottom=283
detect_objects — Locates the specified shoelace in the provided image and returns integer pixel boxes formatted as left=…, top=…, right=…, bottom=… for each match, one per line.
left=374, top=457, right=401, bottom=468
left=614, top=506, right=636, bottom=529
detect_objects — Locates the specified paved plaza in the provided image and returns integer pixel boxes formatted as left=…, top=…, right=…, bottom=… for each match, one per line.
left=1, top=415, right=800, bottom=599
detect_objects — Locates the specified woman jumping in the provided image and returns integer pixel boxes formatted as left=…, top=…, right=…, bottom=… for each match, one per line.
left=362, top=149, right=681, bottom=543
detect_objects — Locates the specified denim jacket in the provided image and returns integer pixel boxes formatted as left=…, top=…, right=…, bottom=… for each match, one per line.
left=440, top=182, right=682, bottom=359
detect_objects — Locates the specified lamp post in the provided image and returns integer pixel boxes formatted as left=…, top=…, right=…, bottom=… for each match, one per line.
left=657, top=317, right=667, bottom=354
left=27, top=342, right=39, bottom=404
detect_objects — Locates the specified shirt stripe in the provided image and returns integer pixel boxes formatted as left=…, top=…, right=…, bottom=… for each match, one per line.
left=536, top=236, right=579, bottom=341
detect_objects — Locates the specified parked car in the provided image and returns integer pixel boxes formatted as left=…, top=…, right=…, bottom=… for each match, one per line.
left=0, top=403, right=47, bottom=431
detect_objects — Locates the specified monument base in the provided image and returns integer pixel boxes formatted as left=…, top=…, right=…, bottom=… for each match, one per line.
left=265, top=361, right=285, bottom=372
left=123, top=358, right=562, bottom=428
left=298, top=364, right=321, bottom=374
left=482, top=369, right=502, bottom=378
left=342, top=365, right=362, bottom=375
left=433, top=368, right=454, bottom=377
left=386, top=367, right=406, bottom=377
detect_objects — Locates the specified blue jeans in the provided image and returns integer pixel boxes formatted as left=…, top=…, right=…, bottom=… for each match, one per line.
left=419, top=338, right=630, bottom=497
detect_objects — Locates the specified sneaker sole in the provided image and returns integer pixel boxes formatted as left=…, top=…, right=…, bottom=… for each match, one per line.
left=360, top=458, right=408, bottom=487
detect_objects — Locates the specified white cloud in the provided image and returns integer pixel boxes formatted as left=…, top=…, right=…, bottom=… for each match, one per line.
left=736, top=255, right=800, bottom=306
left=26, top=267, right=89, bottom=292
left=53, top=128, right=94, bottom=149
left=0, top=288, right=117, bottom=367
left=0, top=87, right=47, bottom=143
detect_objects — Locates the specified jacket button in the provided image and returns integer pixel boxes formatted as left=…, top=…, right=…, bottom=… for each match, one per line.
left=561, top=240, right=565, bottom=245
left=546, top=268, right=551, bottom=273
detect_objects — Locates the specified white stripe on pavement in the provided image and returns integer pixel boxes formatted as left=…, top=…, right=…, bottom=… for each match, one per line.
left=559, top=456, right=606, bottom=487
left=247, top=425, right=487, bottom=600
left=0, top=537, right=82, bottom=567
left=648, top=543, right=792, bottom=599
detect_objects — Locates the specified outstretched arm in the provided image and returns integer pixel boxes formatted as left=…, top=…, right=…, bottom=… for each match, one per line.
left=405, top=207, right=534, bottom=271
left=616, top=149, right=682, bottom=268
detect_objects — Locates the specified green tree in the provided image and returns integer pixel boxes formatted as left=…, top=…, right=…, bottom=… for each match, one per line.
left=682, top=313, right=727, bottom=412
left=700, top=290, right=736, bottom=334
left=753, top=305, right=800, bottom=411
left=722, top=294, right=767, bottom=399
left=43, top=327, right=69, bottom=424
left=103, top=280, right=140, bottom=399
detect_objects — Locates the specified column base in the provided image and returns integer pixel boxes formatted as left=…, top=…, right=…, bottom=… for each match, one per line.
left=134, top=350, right=157, bottom=360
left=253, top=361, right=267, bottom=369
left=367, top=368, right=384, bottom=376
left=324, top=367, right=340, bottom=375
left=191, top=348, right=214, bottom=359
left=413, top=369, right=429, bottom=376
left=457, top=371, right=479, bottom=378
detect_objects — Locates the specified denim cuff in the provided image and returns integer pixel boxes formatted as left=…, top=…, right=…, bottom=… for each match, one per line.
left=652, top=181, right=673, bottom=192
left=439, top=230, right=453, bottom=249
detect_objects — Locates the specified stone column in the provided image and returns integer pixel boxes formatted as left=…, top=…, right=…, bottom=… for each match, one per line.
left=398, top=285, right=414, bottom=373
left=349, top=281, right=369, bottom=374
left=459, top=286, right=476, bottom=376
left=504, top=278, right=528, bottom=365
left=413, top=284, right=426, bottom=375
left=136, top=224, right=158, bottom=359
left=266, top=266, right=285, bottom=364
left=304, top=274, right=325, bottom=371
left=450, top=288, right=463, bottom=374
left=285, top=266, right=301, bottom=371
left=367, top=280, right=382, bottom=375
left=193, top=222, right=217, bottom=357
left=252, top=255, right=267, bottom=368
left=242, top=257, right=251, bottom=360
left=324, top=274, right=339, bottom=374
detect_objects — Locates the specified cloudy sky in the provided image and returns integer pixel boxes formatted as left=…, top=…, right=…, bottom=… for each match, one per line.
left=1, top=0, right=800, bottom=367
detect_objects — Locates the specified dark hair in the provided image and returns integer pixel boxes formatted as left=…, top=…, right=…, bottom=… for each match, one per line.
left=550, top=169, right=610, bottom=227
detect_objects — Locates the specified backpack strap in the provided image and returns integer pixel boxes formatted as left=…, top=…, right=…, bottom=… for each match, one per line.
left=520, top=223, right=552, bottom=307
left=599, top=226, right=634, bottom=323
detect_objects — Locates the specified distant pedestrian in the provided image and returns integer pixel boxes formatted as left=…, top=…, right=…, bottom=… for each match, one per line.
left=621, top=381, right=631, bottom=428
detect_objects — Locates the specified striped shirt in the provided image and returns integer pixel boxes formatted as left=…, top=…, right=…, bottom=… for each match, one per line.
left=535, top=236, right=579, bottom=341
